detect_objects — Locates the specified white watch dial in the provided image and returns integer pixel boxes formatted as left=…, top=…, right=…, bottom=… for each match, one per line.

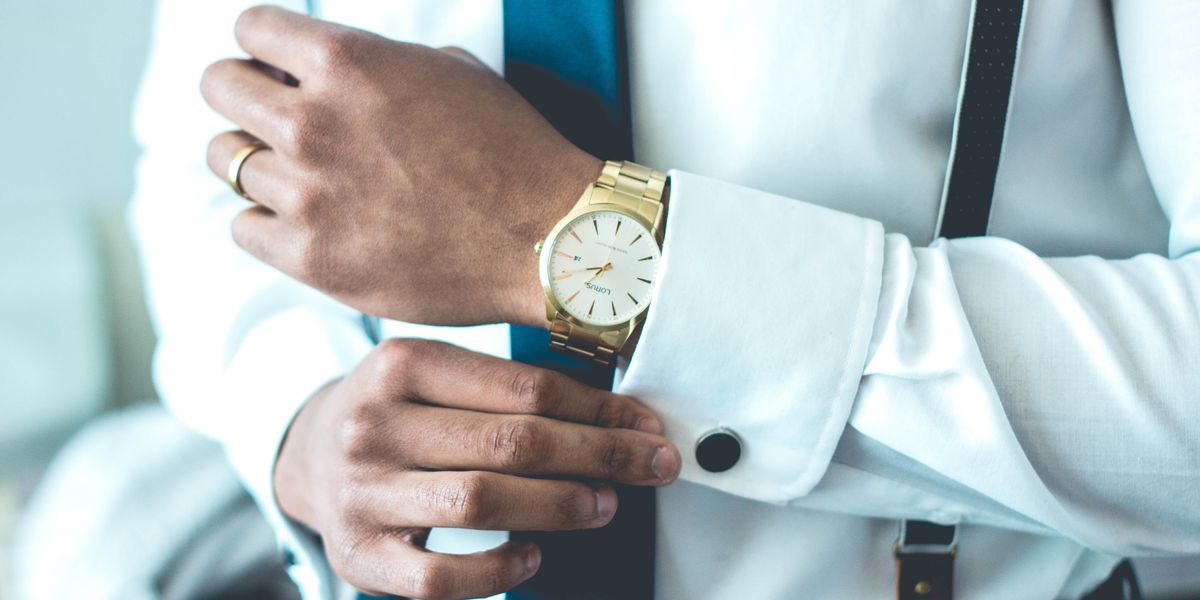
left=547, top=210, right=660, bottom=327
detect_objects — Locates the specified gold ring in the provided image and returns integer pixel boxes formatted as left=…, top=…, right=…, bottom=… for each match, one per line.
left=226, top=141, right=269, bottom=200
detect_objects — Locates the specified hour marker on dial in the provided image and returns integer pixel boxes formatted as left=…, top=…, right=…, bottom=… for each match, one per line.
left=547, top=210, right=659, bottom=327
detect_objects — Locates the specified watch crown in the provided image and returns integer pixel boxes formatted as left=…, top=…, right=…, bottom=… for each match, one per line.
left=533, top=240, right=544, bottom=255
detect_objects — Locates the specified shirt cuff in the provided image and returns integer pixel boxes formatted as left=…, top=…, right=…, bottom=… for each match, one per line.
left=618, top=170, right=885, bottom=503
left=219, top=308, right=374, bottom=599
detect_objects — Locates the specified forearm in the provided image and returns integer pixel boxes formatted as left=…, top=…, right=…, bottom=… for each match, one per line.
left=619, top=171, right=1200, bottom=555
left=842, top=233, right=1200, bottom=554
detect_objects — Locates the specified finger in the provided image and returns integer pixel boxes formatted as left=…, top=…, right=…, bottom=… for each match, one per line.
left=401, top=405, right=680, bottom=485
left=200, top=58, right=293, bottom=146
left=349, top=537, right=539, bottom=600
left=234, top=4, right=365, bottom=79
left=230, top=204, right=292, bottom=268
left=366, top=471, right=617, bottom=532
left=370, top=338, right=663, bottom=433
left=207, top=131, right=291, bottom=212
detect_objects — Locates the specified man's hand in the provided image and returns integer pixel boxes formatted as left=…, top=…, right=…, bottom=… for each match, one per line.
left=201, top=5, right=600, bottom=328
left=274, top=338, right=680, bottom=599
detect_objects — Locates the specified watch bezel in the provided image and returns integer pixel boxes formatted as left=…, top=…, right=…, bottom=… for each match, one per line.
left=538, top=203, right=661, bottom=332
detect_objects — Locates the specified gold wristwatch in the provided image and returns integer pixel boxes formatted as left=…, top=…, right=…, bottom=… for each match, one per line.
left=535, top=160, right=666, bottom=366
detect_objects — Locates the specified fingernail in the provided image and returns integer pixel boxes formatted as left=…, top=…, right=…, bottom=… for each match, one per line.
left=523, top=545, right=541, bottom=574
left=634, top=416, right=664, bottom=434
left=594, top=486, right=617, bottom=519
left=651, top=446, right=679, bottom=482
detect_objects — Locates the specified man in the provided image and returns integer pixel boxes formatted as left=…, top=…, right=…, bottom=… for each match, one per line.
left=131, top=1, right=1200, bottom=598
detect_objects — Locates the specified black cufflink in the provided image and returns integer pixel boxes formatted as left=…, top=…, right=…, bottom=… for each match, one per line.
left=695, top=428, right=741, bottom=472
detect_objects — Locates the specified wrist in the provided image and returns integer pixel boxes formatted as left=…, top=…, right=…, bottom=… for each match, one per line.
left=520, top=165, right=670, bottom=360
left=509, top=151, right=603, bottom=328
left=514, top=159, right=667, bottom=369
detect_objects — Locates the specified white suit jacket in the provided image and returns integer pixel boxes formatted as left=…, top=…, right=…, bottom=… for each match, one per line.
left=130, top=1, right=1200, bottom=598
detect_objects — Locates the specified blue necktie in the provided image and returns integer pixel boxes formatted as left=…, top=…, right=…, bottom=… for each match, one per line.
left=505, top=2, right=655, bottom=599
left=354, top=3, right=651, bottom=599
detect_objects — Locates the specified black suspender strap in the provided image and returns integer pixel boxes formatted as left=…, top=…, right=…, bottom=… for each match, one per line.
left=935, top=0, right=1025, bottom=239
left=1081, top=560, right=1143, bottom=600
left=898, top=1, right=1025, bottom=599
left=905, top=0, right=1140, bottom=594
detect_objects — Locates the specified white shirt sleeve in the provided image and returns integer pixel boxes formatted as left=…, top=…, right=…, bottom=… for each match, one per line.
left=132, top=2, right=510, bottom=597
left=128, top=1, right=375, bottom=597
left=619, top=1, right=1200, bottom=558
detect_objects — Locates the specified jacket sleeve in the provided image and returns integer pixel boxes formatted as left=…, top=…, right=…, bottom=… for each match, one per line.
left=617, top=1, right=1200, bottom=557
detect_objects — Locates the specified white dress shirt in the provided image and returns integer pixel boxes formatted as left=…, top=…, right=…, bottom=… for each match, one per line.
left=129, top=1, right=1200, bottom=598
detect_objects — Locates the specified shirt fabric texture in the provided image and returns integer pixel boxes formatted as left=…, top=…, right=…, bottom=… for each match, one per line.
left=129, top=1, right=1200, bottom=598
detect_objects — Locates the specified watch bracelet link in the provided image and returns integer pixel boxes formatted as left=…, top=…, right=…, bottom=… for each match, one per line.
left=549, top=318, right=619, bottom=365
left=592, top=160, right=667, bottom=233
left=549, top=160, right=666, bottom=366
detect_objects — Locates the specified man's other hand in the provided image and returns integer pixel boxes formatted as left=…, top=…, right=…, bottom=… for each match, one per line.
left=201, top=5, right=600, bottom=328
left=274, top=338, right=679, bottom=599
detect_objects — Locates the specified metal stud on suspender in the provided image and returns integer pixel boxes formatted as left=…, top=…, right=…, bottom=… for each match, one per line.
left=896, top=1, right=1026, bottom=598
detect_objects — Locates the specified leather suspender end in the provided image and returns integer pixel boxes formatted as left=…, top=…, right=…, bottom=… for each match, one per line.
left=895, top=521, right=958, bottom=600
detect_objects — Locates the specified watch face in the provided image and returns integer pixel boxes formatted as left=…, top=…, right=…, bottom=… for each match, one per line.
left=547, top=210, right=660, bottom=327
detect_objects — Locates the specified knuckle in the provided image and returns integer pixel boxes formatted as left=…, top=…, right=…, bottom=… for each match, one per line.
left=370, top=338, right=420, bottom=379
left=407, top=561, right=453, bottom=600
left=439, top=473, right=493, bottom=527
left=439, top=45, right=481, bottom=66
left=326, top=528, right=377, bottom=584
left=362, top=338, right=432, bottom=398
left=287, top=179, right=323, bottom=221
left=332, top=480, right=370, bottom=521
left=374, top=337, right=421, bottom=363
left=199, top=58, right=237, bottom=99
left=599, top=435, right=630, bottom=476
left=509, top=369, right=554, bottom=415
left=489, top=417, right=543, bottom=470
left=592, top=395, right=631, bottom=427
left=234, top=5, right=274, bottom=38
left=312, top=29, right=362, bottom=71
left=339, top=403, right=384, bottom=460
left=276, top=105, right=323, bottom=157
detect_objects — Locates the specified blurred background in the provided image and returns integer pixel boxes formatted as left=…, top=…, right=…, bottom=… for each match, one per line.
left=0, top=0, right=158, bottom=593
left=0, top=1, right=1197, bottom=599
